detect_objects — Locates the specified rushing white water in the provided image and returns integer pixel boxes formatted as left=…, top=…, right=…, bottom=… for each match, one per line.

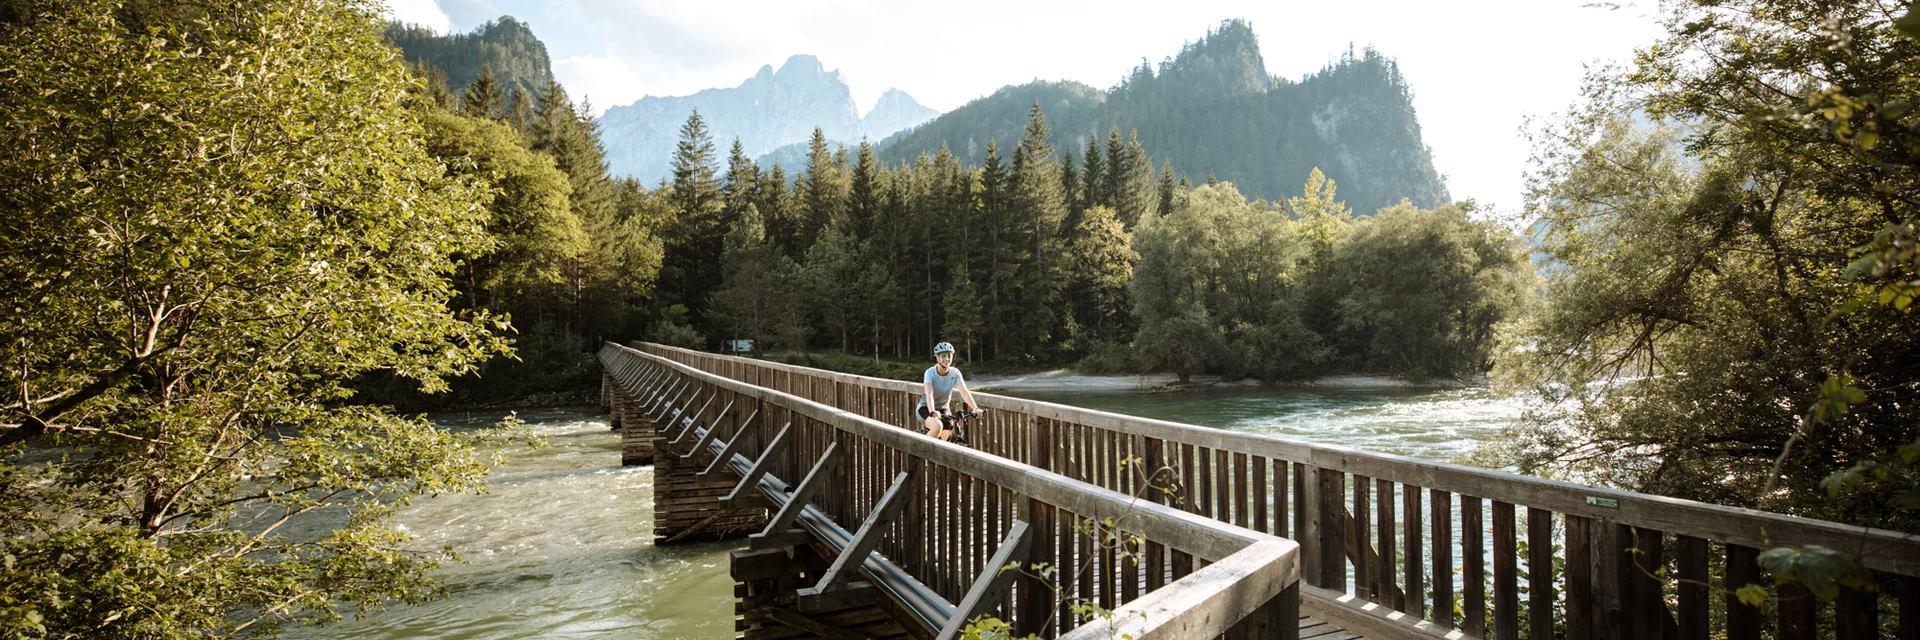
left=287, top=385, right=1523, bottom=638
left=1000, top=385, right=1526, bottom=461
left=283, top=408, right=736, bottom=640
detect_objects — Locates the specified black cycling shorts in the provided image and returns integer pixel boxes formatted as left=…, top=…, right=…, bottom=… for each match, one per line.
left=916, top=405, right=936, bottom=421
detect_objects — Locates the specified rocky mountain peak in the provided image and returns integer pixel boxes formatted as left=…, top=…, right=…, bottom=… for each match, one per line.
left=1155, top=18, right=1271, bottom=96
left=775, top=54, right=828, bottom=79
left=596, top=55, right=937, bottom=184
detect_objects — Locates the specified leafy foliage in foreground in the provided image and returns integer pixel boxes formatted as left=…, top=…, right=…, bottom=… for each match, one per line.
left=1490, top=0, right=1920, bottom=531
left=0, top=0, right=524, bottom=636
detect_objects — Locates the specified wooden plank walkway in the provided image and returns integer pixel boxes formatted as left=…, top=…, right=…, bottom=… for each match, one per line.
left=1298, top=615, right=1362, bottom=640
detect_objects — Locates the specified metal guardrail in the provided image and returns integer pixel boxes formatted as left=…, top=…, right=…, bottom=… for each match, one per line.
left=633, top=342, right=1920, bottom=640
left=600, top=343, right=1304, bottom=640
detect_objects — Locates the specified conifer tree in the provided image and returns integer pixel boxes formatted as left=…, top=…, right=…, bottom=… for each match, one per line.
left=757, top=163, right=800, bottom=258
left=1157, top=161, right=1177, bottom=218
left=1006, top=103, right=1069, bottom=356
left=459, top=64, right=502, bottom=120
left=1069, top=205, right=1136, bottom=341
left=713, top=202, right=793, bottom=348
left=662, top=109, right=724, bottom=338
left=1103, top=127, right=1128, bottom=211
left=1082, top=135, right=1107, bottom=210
left=1120, top=132, right=1156, bottom=225
left=411, top=60, right=456, bottom=110
left=944, top=263, right=985, bottom=362
left=724, top=138, right=757, bottom=219
left=523, top=78, right=641, bottom=339
left=921, top=145, right=971, bottom=350
left=845, top=140, right=882, bottom=240
left=977, top=140, right=1010, bottom=359
left=506, top=87, right=533, bottom=133
left=1061, top=150, right=1082, bottom=229
left=800, top=128, right=840, bottom=250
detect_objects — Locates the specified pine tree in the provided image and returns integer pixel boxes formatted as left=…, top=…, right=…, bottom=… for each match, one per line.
left=1061, top=149, right=1082, bottom=229
left=505, top=87, right=533, bottom=134
left=410, top=60, right=456, bottom=110
left=712, top=202, right=785, bottom=346
left=977, top=140, right=1010, bottom=359
left=1005, top=103, right=1070, bottom=356
left=1103, top=127, right=1128, bottom=212
left=845, top=140, right=882, bottom=240
left=1082, top=135, right=1106, bottom=210
left=522, top=77, right=635, bottom=339
left=1157, top=160, right=1177, bottom=218
left=944, top=263, right=985, bottom=363
left=459, top=64, right=502, bottom=120
left=724, top=138, right=757, bottom=219
left=758, top=163, right=800, bottom=258
left=1069, top=205, right=1137, bottom=341
left=663, top=109, right=724, bottom=337
left=1119, top=131, right=1156, bottom=226
left=800, top=128, right=839, bottom=251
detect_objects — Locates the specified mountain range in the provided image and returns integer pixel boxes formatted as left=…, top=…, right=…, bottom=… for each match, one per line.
left=386, top=17, right=1446, bottom=214
left=597, top=56, right=938, bottom=185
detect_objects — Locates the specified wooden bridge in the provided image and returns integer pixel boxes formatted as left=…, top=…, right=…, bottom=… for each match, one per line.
left=599, top=341, right=1920, bottom=640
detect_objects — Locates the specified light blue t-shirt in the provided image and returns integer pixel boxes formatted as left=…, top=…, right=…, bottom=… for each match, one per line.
left=918, top=365, right=964, bottom=411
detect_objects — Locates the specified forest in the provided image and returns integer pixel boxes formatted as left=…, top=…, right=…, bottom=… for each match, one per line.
left=1, top=0, right=1916, bottom=637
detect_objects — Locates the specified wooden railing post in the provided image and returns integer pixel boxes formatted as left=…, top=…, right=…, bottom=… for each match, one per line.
left=1306, top=467, right=1344, bottom=591
left=1591, top=521, right=1632, bottom=640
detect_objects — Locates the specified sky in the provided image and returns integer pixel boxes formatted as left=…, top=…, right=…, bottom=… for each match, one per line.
left=383, top=0, right=1668, bottom=213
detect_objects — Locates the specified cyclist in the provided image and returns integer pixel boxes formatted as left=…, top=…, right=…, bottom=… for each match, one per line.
left=918, top=342, right=981, bottom=441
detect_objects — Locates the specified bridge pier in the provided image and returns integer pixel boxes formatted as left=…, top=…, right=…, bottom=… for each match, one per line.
left=732, top=543, right=920, bottom=640
left=602, top=372, right=655, bottom=465
left=601, top=360, right=765, bottom=543
left=650, top=428, right=767, bottom=544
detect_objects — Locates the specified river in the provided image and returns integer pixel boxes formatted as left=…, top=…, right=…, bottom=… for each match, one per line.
left=289, top=384, right=1522, bottom=639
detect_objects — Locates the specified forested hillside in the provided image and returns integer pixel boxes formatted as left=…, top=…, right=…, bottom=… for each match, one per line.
left=647, top=96, right=1522, bottom=383
left=386, top=16, right=553, bottom=105
left=879, top=20, right=1448, bottom=215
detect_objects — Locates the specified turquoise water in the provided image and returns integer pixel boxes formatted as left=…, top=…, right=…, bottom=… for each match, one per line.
left=286, top=385, right=1522, bottom=638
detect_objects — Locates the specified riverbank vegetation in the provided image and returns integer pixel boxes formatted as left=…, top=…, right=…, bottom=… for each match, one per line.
left=0, top=1, right=534, bottom=636
left=1486, top=0, right=1920, bottom=548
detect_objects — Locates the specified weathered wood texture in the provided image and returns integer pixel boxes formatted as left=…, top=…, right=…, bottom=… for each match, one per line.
left=627, top=341, right=1920, bottom=640
left=734, top=545, right=919, bottom=640
left=599, top=343, right=1303, bottom=640
left=603, top=373, right=655, bottom=465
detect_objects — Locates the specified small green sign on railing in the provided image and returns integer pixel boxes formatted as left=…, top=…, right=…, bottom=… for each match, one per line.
left=1585, top=496, right=1620, bottom=509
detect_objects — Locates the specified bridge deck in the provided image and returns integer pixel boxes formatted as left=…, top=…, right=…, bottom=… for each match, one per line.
left=1297, top=615, right=1361, bottom=639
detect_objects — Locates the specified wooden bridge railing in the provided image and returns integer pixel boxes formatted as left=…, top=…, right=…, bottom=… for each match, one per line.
left=633, top=341, right=1920, bottom=640
left=600, top=342, right=1302, bottom=639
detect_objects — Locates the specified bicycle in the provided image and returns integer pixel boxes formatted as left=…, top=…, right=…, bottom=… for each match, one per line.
left=922, top=408, right=984, bottom=447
